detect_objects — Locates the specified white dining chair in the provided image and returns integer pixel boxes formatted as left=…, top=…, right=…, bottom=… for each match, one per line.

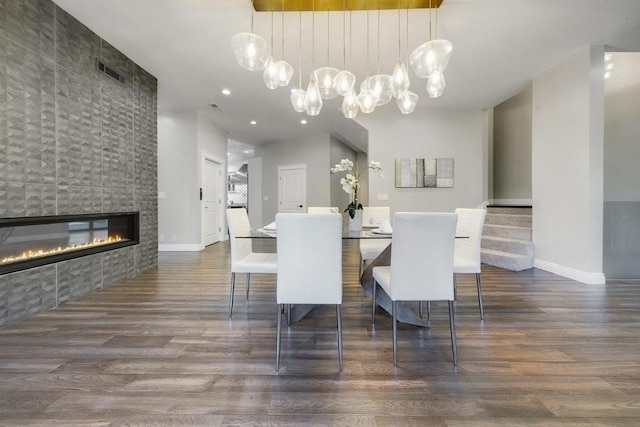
left=226, top=208, right=277, bottom=318
left=307, top=207, right=340, bottom=214
left=453, top=208, right=487, bottom=320
left=372, top=212, right=458, bottom=366
left=275, top=213, right=343, bottom=372
left=359, top=206, right=391, bottom=276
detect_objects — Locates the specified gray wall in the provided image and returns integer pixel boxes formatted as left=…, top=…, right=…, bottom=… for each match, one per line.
left=603, top=52, right=640, bottom=279
left=357, top=107, right=486, bottom=213
left=0, top=0, right=158, bottom=328
left=329, top=136, right=357, bottom=211
left=257, top=133, right=331, bottom=225
left=493, top=85, right=532, bottom=202
left=532, top=46, right=605, bottom=284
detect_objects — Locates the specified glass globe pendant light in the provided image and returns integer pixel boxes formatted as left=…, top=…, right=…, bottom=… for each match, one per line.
left=362, top=75, right=392, bottom=106
left=397, top=89, right=418, bottom=114
left=263, top=57, right=279, bottom=89
left=391, top=6, right=410, bottom=98
left=290, top=11, right=306, bottom=112
left=231, top=2, right=270, bottom=72
left=263, top=11, right=279, bottom=89
left=304, top=7, right=322, bottom=116
left=342, top=88, right=359, bottom=119
left=334, top=6, right=356, bottom=96
left=275, top=11, right=293, bottom=86
left=426, top=69, right=446, bottom=98
left=409, top=39, right=452, bottom=78
left=314, top=11, right=339, bottom=100
left=305, top=74, right=323, bottom=116
left=358, top=7, right=377, bottom=114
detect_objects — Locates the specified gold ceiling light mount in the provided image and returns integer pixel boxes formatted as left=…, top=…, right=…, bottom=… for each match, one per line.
left=253, top=0, right=443, bottom=12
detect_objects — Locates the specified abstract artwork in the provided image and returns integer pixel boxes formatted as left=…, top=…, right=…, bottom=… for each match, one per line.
left=395, top=158, right=454, bottom=188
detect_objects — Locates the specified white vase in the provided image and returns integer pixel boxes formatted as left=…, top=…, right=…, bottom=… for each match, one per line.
left=349, top=209, right=363, bottom=232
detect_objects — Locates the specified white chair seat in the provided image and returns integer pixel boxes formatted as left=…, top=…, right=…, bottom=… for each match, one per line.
left=453, top=256, right=478, bottom=274
left=360, top=240, right=390, bottom=261
left=372, top=266, right=391, bottom=293
left=235, top=253, right=277, bottom=274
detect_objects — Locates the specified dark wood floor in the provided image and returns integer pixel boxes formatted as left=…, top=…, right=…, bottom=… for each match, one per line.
left=1, top=240, right=639, bottom=426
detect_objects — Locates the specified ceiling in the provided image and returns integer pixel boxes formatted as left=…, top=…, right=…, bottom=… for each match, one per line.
left=52, top=0, right=640, bottom=146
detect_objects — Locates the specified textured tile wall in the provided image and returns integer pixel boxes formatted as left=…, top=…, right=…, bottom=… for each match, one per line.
left=0, top=0, right=158, bottom=328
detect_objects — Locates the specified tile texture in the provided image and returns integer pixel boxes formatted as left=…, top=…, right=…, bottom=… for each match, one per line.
left=0, top=1, right=158, bottom=328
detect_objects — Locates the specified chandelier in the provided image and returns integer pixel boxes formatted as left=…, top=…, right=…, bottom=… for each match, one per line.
left=231, top=0, right=452, bottom=119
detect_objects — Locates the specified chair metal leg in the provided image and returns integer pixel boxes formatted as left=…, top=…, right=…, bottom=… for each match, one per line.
left=448, top=300, right=458, bottom=367
left=245, top=273, right=251, bottom=299
left=427, top=301, right=431, bottom=320
left=453, top=273, right=458, bottom=301
left=419, top=301, right=423, bottom=319
left=336, top=304, right=343, bottom=372
left=372, top=279, right=377, bottom=325
left=287, top=304, right=291, bottom=326
left=228, top=272, right=236, bottom=318
left=276, top=304, right=283, bottom=371
left=392, top=301, right=398, bottom=366
left=476, top=273, right=484, bottom=320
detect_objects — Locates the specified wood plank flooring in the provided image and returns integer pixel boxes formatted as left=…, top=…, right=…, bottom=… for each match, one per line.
left=1, top=240, right=639, bottom=425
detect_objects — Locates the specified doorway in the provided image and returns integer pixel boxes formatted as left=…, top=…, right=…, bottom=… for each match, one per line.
left=202, top=156, right=224, bottom=246
left=278, top=164, right=307, bottom=213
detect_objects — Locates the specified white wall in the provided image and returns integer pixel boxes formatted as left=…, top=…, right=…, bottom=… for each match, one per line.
left=158, top=110, right=228, bottom=250
left=257, top=133, right=331, bottom=224
left=493, top=85, right=533, bottom=202
left=356, top=107, right=486, bottom=214
left=532, top=45, right=605, bottom=284
left=158, top=111, right=199, bottom=248
left=247, top=156, right=263, bottom=228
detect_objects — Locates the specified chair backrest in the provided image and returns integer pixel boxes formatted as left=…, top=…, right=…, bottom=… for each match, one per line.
left=454, top=208, right=487, bottom=267
left=276, top=213, right=342, bottom=305
left=226, top=208, right=252, bottom=269
left=362, top=206, right=390, bottom=227
left=389, top=212, right=458, bottom=301
left=307, top=207, right=339, bottom=214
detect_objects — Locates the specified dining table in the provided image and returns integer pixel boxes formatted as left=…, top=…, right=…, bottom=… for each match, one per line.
left=238, top=223, right=465, bottom=327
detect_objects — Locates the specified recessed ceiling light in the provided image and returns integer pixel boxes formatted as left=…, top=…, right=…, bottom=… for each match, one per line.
left=222, top=88, right=231, bottom=95
left=250, top=120, right=257, bottom=125
left=300, top=119, right=307, bottom=125
left=604, top=71, right=612, bottom=79
left=244, top=150, right=251, bottom=153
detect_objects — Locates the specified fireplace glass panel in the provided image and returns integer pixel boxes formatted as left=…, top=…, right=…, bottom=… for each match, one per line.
left=0, top=212, right=139, bottom=275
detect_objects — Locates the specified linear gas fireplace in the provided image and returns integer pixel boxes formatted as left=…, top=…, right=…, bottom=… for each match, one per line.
left=0, top=212, right=139, bottom=275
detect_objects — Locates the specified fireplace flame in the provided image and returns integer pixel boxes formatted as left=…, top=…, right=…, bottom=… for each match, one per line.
left=0, top=235, right=124, bottom=265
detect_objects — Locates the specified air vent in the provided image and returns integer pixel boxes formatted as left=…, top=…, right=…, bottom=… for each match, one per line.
left=95, top=59, right=126, bottom=84
left=209, top=104, right=222, bottom=111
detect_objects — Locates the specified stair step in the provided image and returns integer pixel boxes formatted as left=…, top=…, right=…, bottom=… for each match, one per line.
left=485, top=213, right=532, bottom=227
left=482, top=236, right=535, bottom=257
left=483, top=224, right=532, bottom=241
left=487, top=205, right=532, bottom=215
left=481, top=248, right=534, bottom=272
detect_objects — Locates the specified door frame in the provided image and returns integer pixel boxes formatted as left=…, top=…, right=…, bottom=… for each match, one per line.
left=278, top=164, right=307, bottom=213
left=201, top=151, right=226, bottom=247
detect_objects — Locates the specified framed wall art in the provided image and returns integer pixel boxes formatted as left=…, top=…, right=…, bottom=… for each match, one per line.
left=395, top=158, right=454, bottom=188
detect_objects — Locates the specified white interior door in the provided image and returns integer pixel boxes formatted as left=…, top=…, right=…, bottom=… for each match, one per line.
left=203, top=159, right=222, bottom=246
left=278, top=165, right=306, bottom=213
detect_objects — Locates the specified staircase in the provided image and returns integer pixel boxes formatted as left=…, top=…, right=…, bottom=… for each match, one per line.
left=481, top=206, right=534, bottom=271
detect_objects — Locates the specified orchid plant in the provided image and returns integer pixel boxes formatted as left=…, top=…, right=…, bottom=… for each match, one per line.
left=330, top=159, right=384, bottom=219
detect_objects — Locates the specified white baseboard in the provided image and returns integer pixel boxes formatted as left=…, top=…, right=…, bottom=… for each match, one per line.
left=491, top=198, right=533, bottom=206
left=534, top=258, right=606, bottom=285
left=158, top=243, right=204, bottom=252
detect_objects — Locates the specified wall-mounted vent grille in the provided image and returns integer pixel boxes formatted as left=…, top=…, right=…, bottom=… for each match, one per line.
left=95, top=59, right=126, bottom=84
